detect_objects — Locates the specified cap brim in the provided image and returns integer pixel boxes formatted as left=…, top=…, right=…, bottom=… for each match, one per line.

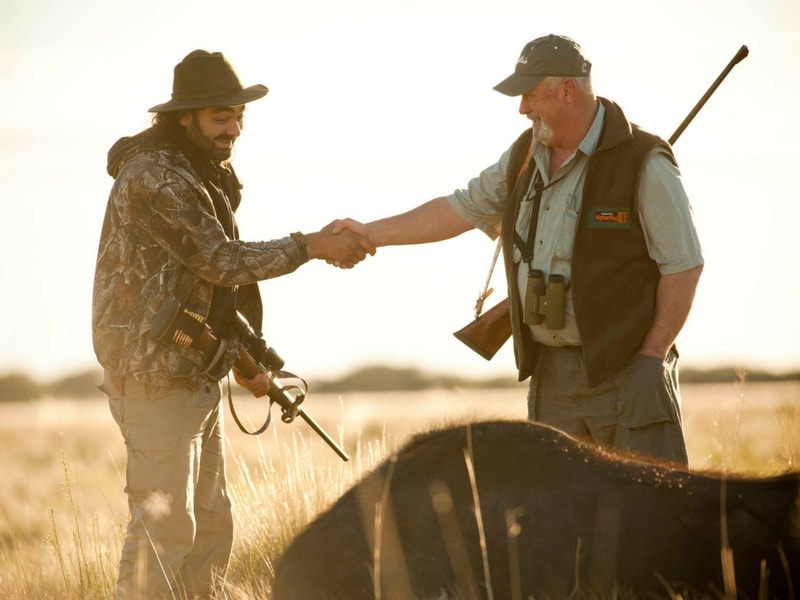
left=148, top=84, right=269, bottom=112
left=492, top=74, right=545, bottom=97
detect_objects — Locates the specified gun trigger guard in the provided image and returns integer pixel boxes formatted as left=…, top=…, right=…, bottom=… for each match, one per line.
left=275, top=374, right=308, bottom=424
left=280, top=407, right=298, bottom=424
left=279, top=386, right=306, bottom=423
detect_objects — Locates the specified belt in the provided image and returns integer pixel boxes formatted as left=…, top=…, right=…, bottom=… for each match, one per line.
left=534, top=342, right=582, bottom=353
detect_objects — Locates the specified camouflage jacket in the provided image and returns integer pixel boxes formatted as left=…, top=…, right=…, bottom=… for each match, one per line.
left=92, top=132, right=307, bottom=390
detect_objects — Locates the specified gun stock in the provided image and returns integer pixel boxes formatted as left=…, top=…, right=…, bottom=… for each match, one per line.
left=452, top=297, right=511, bottom=360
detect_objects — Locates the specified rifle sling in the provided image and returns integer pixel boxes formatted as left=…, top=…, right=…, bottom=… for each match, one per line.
left=226, top=374, right=272, bottom=435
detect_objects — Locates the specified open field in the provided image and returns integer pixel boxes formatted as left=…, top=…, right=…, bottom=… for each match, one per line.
left=0, top=381, right=798, bottom=598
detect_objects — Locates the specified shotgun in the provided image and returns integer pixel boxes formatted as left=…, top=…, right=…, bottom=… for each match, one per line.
left=453, top=45, right=749, bottom=360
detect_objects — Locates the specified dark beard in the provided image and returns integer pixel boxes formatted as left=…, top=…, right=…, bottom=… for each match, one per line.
left=185, top=117, right=233, bottom=162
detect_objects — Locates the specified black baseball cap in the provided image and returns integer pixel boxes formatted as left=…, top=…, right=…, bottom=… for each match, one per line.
left=493, top=34, right=592, bottom=96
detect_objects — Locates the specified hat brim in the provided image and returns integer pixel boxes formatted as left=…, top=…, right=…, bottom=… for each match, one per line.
left=148, top=84, right=269, bottom=112
left=493, top=74, right=546, bottom=97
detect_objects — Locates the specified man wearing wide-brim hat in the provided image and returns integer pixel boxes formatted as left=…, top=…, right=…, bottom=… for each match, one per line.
left=92, top=50, right=374, bottom=599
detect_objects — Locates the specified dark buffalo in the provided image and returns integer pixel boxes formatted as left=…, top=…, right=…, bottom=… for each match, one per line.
left=272, top=420, right=800, bottom=599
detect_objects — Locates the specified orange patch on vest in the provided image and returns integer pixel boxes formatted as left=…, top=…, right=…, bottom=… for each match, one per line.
left=594, top=211, right=628, bottom=224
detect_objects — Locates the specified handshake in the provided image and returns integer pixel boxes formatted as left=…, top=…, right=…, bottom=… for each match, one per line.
left=306, top=219, right=373, bottom=269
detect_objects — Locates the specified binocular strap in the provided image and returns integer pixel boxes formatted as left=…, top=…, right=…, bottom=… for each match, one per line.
left=514, top=170, right=544, bottom=265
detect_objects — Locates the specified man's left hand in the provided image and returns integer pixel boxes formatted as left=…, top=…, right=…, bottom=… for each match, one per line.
left=233, top=369, right=271, bottom=398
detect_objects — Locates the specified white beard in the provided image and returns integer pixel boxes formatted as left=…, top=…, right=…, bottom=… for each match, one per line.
left=533, top=118, right=553, bottom=144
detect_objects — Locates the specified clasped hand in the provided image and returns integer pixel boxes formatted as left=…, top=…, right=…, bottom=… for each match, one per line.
left=306, top=220, right=374, bottom=268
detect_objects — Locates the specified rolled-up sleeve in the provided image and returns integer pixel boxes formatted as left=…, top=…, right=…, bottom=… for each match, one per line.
left=638, top=149, right=704, bottom=274
left=445, top=147, right=514, bottom=240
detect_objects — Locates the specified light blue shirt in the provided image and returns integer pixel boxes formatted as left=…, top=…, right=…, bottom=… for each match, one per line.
left=447, top=103, right=703, bottom=346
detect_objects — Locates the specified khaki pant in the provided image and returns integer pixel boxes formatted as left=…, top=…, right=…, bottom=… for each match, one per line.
left=527, top=346, right=688, bottom=465
left=103, top=371, right=233, bottom=599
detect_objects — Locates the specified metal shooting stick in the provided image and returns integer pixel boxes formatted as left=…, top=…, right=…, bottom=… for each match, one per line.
left=669, top=45, right=749, bottom=145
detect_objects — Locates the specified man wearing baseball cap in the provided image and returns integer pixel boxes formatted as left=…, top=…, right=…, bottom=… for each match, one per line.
left=93, top=50, right=374, bottom=598
left=334, top=35, right=703, bottom=464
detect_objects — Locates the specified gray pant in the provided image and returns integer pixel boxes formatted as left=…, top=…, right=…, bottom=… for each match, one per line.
left=103, top=371, right=233, bottom=598
left=527, top=346, right=688, bottom=464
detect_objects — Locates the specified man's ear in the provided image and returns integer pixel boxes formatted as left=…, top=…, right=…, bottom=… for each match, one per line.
left=562, top=79, right=577, bottom=102
left=179, top=110, right=192, bottom=127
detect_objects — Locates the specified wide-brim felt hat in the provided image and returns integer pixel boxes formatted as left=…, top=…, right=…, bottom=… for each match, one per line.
left=148, top=50, right=268, bottom=112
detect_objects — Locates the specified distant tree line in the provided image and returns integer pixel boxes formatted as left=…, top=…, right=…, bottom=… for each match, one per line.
left=0, top=365, right=798, bottom=402
left=311, top=365, right=521, bottom=393
left=0, top=369, right=103, bottom=401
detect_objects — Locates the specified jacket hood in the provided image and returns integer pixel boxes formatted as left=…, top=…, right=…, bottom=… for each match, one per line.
left=106, top=130, right=243, bottom=212
left=106, top=131, right=158, bottom=179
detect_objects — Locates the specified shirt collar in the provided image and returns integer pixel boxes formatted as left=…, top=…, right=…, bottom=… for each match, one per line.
left=579, top=100, right=605, bottom=156
left=532, top=100, right=606, bottom=176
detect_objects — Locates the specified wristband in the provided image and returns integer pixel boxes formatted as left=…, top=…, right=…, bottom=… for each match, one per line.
left=290, top=232, right=309, bottom=263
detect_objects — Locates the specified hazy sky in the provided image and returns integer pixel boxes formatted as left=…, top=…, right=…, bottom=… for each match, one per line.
left=1, top=0, right=798, bottom=382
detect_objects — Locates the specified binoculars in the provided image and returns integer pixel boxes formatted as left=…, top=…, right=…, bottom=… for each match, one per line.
left=523, top=269, right=566, bottom=330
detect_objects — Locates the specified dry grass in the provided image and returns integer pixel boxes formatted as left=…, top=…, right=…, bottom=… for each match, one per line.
left=0, top=381, right=797, bottom=598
